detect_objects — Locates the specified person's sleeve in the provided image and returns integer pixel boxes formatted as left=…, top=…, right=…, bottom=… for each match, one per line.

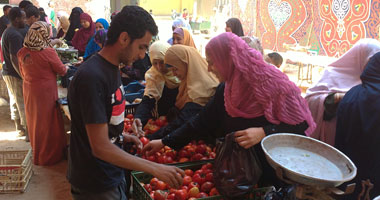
left=73, top=73, right=108, bottom=124
left=9, top=34, right=23, bottom=55
left=83, top=37, right=100, bottom=59
left=263, top=121, right=309, bottom=136
left=48, top=48, right=67, bottom=76
left=147, top=102, right=203, bottom=140
left=161, top=84, right=224, bottom=150
left=134, top=95, right=156, bottom=126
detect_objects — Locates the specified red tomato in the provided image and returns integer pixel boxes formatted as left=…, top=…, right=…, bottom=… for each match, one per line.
left=157, top=155, right=166, bottom=164
left=178, top=149, right=190, bottom=158
left=198, top=140, right=205, bottom=144
left=202, top=163, right=213, bottom=170
left=188, top=182, right=199, bottom=190
left=195, top=144, right=207, bottom=154
left=150, top=191, right=155, bottom=199
left=149, top=124, right=160, bottom=133
left=167, top=193, right=175, bottom=200
left=143, top=183, right=152, bottom=193
left=150, top=178, right=159, bottom=190
left=164, top=146, right=172, bottom=151
left=165, top=156, right=173, bottom=164
left=174, top=189, right=187, bottom=200
left=165, top=150, right=176, bottom=159
left=209, top=187, right=219, bottom=196
left=158, top=116, right=167, bottom=122
left=188, top=198, right=197, bottom=200
left=191, top=153, right=203, bottom=161
left=183, top=175, right=192, bottom=186
left=184, top=169, right=194, bottom=177
left=192, top=173, right=206, bottom=185
left=140, top=137, right=150, bottom=146
left=203, top=169, right=213, bottom=175
left=188, top=186, right=200, bottom=198
left=154, top=152, right=161, bottom=158
left=181, top=185, right=188, bottom=191
left=147, top=155, right=156, bottom=162
left=169, top=188, right=177, bottom=194
left=126, top=114, right=134, bottom=120
left=196, top=192, right=209, bottom=198
left=206, top=146, right=212, bottom=153
left=201, top=181, right=214, bottom=193
left=209, top=152, right=216, bottom=159
left=205, top=172, right=213, bottom=182
left=155, top=118, right=165, bottom=127
left=154, top=190, right=167, bottom=200
left=156, top=181, right=167, bottom=190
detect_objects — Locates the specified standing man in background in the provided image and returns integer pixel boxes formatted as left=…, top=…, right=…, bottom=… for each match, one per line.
left=0, top=5, right=12, bottom=63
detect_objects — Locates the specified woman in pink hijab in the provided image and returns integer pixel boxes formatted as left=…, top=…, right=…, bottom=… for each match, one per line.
left=305, top=38, right=380, bottom=146
left=143, top=32, right=315, bottom=187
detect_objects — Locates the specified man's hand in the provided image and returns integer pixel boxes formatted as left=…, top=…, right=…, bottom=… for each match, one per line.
left=132, top=118, right=145, bottom=137
left=152, top=164, right=185, bottom=189
left=142, top=139, right=164, bottom=156
left=235, top=127, right=266, bottom=149
left=123, top=134, right=142, bottom=149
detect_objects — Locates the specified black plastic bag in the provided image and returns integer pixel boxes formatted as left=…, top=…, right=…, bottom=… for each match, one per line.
left=214, top=132, right=263, bottom=199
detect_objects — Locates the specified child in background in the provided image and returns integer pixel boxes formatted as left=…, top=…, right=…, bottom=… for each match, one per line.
left=265, top=52, right=283, bottom=68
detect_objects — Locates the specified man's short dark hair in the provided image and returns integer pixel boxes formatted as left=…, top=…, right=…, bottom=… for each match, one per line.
left=106, top=6, right=158, bottom=46
left=3, top=5, right=12, bottom=13
left=9, top=7, right=23, bottom=22
left=268, top=52, right=283, bottom=67
left=19, top=0, right=33, bottom=9
left=25, top=5, right=39, bottom=18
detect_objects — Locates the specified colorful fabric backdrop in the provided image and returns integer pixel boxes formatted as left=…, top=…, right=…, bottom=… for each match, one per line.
left=231, top=0, right=379, bottom=57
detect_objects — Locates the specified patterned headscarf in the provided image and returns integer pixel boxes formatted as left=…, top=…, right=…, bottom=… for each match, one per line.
left=94, top=29, right=107, bottom=47
left=24, top=21, right=53, bottom=51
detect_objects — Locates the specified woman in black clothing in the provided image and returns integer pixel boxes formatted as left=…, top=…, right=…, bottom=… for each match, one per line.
left=133, top=45, right=219, bottom=139
left=142, top=33, right=316, bottom=186
left=64, top=7, right=83, bottom=42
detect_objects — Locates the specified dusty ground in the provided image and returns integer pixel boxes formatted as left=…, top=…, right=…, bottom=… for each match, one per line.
left=0, top=106, right=72, bottom=200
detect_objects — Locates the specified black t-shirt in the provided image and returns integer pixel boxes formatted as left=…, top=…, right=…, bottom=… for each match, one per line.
left=1, top=26, right=26, bottom=78
left=67, top=53, right=126, bottom=192
left=0, top=15, right=9, bottom=37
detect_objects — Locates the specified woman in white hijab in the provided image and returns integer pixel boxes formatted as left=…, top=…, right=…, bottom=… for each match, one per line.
left=305, top=38, right=380, bottom=145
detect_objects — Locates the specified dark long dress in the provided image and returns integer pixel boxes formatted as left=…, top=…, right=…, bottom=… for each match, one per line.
left=335, top=52, right=380, bottom=199
left=18, top=47, right=67, bottom=165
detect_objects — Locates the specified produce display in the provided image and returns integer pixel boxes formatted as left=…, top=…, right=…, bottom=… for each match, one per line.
left=141, top=163, right=219, bottom=200
left=123, top=114, right=216, bottom=163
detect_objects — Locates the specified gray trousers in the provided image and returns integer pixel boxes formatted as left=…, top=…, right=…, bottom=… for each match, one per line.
left=3, top=75, right=26, bottom=126
left=71, top=178, right=127, bottom=200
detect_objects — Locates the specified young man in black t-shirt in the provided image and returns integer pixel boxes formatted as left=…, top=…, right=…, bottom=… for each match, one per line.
left=67, top=6, right=184, bottom=200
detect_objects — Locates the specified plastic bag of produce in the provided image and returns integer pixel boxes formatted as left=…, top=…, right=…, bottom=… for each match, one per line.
left=214, top=132, right=262, bottom=199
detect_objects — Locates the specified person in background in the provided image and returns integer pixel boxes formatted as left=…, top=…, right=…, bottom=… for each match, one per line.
left=19, top=0, right=33, bottom=11
left=46, top=1, right=56, bottom=37
left=110, top=10, right=119, bottom=21
left=305, top=39, right=380, bottom=146
left=18, top=21, right=68, bottom=165
left=0, top=5, right=12, bottom=63
left=83, top=18, right=109, bottom=59
left=265, top=52, right=283, bottom=68
left=182, top=8, right=188, bottom=20
left=172, top=27, right=196, bottom=48
left=94, top=29, right=107, bottom=48
left=132, top=41, right=180, bottom=130
left=64, top=7, right=83, bottom=42
left=1, top=7, right=28, bottom=140
left=225, top=18, right=244, bottom=36
left=167, top=17, right=191, bottom=45
left=241, top=36, right=264, bottom=55
left=25, top=5, right=40, bottom=26
left=38, top=7, right=52, bottom=36
left=143, top=32, right=315, bottom=187
left=335, top=52, right=380, bottom=199
left=67, top=6, right=184, bottom=200
left=138, top=45, right=219, bottom=140
left=72, top=13, right=95, bottom=56
left=56, top=11, right=69, bottom=39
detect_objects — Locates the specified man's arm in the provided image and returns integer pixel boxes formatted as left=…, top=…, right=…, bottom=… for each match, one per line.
left=11, top=54, right=21, bottom=77
left=85, top=123, right=184, bottom=188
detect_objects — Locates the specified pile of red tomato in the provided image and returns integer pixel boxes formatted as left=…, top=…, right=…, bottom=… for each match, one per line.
left=124, top=114, right=168, bottom=135
left=140, top=139, right=216, bottom=164
left=142, top=163, right=219, bottom=200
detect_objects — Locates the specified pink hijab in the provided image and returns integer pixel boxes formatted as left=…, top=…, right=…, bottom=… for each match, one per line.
left=305, top=38, right=380, bottom=145
left=206, top=32, right=316, bottom=135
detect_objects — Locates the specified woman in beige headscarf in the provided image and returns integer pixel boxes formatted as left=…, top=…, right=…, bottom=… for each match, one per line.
left=132, top=41, right=180, bottom=133
left=135, top=44, right=219, bottom=140
left=56, top=14, right=70, bottom=39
